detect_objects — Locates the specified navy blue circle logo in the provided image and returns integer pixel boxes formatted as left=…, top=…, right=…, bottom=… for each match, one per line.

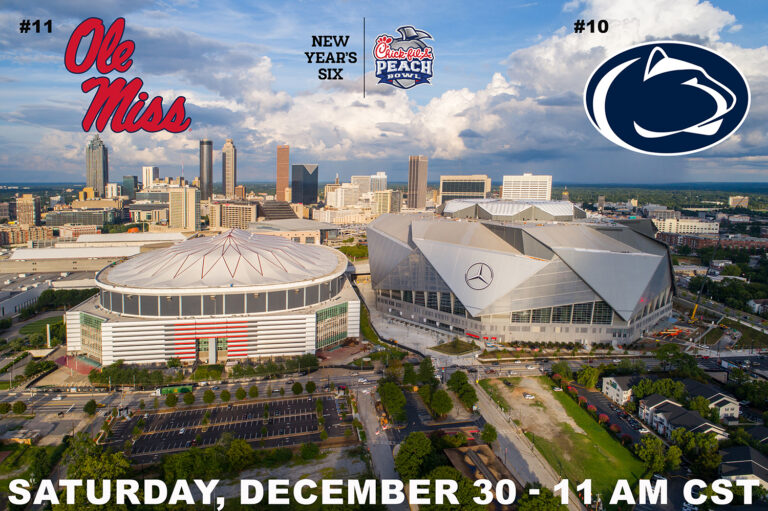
left=584, top=41, right=750, bottom=156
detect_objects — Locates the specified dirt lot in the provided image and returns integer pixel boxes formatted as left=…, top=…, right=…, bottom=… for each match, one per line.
left=495, top=376, right=584, bottom=441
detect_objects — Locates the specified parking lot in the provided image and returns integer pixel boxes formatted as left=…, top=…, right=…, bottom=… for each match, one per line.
left=568, top=383, right=644, bottom=442
left=106, top=394, right=346, bottom=462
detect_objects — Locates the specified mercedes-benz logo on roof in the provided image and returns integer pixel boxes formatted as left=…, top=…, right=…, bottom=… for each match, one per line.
left=465, top=262, right=493, bottom=290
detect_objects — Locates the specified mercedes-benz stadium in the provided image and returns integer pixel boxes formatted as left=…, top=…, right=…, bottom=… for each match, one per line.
left=66, top=229, right=360, bottom=365
left=367, top=214, right=674, bottom=347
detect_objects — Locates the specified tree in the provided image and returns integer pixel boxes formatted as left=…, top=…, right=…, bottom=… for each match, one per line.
left=248, top=385, right=259, bottom=398
left=378, top=381, right=407, bottom=421
left=576, top=366, right=600, bottom=389
left=236, top=386, right=247, bottom=400
left=421, top=466, right=484, bottom=511
left=430, top=389, right=453, bottom=417
left=481, top=423, right=497, bottom=445
left=0, top=402, right=10, bottom=414
left=403, top=363, right=418, bottom=385
left=221, top=389, right=231, bottom=402
left=394, top=431, right=433, bottom=479
left=551, top=361, right=573, bottom=381
left=636, top=435, right=667, bottom=474
left=447, top=371, right=469, bottom=392
left=183, top=392, right=195, bottom=405
left=165, top=394, right=178, bottom=407
left=305, top=381, right=316, bottom=394
left=517, top=484, right=566, bottom=511
left=292, top=382, right=303, bottom=395
left=167, top=357, right=181, bottom=368
left=418, top=357, right=437, bottom=385
left=320, top=430, right=328, bottom=441
left=315, top=399, right=324, bottom=416
left=139, top=399, right=145, bottom=410
left=279, top=387, right=285, bottom=396
left=300, top=442, right=320, bottom=460
left=83, top=399, right=97, bottom=416
left=12, top=401, right=26, bottom=414
left=203, top=389, right=215, bottom=404
left=688, top=395, right=712, bottom=418
left=153, top=397, right=159, bottom=409
left=666, top=445, right=682, bottom=472
left=29, top=447, right=51, bottom=484
left=227, top=438, right=255, bottom=472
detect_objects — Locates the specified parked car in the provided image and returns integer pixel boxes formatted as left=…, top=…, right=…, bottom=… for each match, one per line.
left=552, top=387, right=563, bottom=392
left=179, top=428, right=186, bottom=435
left=523, top=393, right=535, bottom=400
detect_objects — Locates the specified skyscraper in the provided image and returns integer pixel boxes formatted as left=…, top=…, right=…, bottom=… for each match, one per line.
left=276, top=145, right=290, bottom=201
left=16, top=194, right=41, bottom=226
left=501, top=173, right=552, bottom=201
left=291, top=164, right=319, bottom=205
left=371, top=171, right=387, bottom=192
left=141, top=166, right=159, bottom=188
left=222, top=138, right=237, bottom=199
left=407, top=155, right=428, bottom=209
left=351, top=175, right=372, bottom=194
left=199, top=139, right=213, bottom=200
left=438, top=174, right=491, bottom=204
left=169, top=186, right=201, bottom=231
left=86, top=134, right=108, bottom=197
left=122, top=175, right=138, bottom=200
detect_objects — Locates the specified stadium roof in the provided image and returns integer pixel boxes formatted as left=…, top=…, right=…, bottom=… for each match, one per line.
left=76, top=232, right=188, bottom=243
left=367, top=215, right=671, bottom=320
left=10, top=247, right=140, bottom=260
left=249, top=218, right=339, bottom=232
left=441, top=198, right=582, bottom=218
left=97, top=229, right=346, bottom=291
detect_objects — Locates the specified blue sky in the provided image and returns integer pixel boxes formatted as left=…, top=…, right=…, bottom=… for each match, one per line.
left=0, top=0, right=767, bottom=184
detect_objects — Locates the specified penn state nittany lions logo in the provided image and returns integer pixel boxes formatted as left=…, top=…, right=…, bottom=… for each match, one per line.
left=584, top=41, right=750, bottom=156
left=465, top=263, right=493, bottom=290
left=374, top=26, right=434, bottom=89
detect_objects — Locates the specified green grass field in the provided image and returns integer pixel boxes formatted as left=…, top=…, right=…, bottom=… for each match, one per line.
left=18, top=316, right=63, bottom=336
left=431, top=339, right=479, bottom=355
left=525, top=379, right=646, bottom=501
left=701, top=326, right=723, bottom=345
left=723, top=319, right=768, bottom=348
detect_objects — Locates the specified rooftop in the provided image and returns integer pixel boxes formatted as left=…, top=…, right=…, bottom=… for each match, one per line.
left=96, top=229, right=346, bottom=292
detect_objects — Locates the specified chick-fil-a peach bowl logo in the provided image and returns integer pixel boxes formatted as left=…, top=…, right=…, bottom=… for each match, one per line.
left=374, top=25, right=434, bottom=90
left=64, top=17, right=191, bottom=133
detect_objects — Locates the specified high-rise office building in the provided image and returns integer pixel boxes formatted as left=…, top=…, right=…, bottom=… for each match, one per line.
left=291, top=164, right=319, bottom=205
left=122, top=176, right=138, bottom=200
left=372, top=190, right=402, bottom=215
left=105, top=183, right=122, bottom=199
left=86, top=134, right=109, bottom=197
left=141, top=166, right=159, bottom=188
left=407, top=155, right=428, bottom=209
left=371, top=171, right=387, bottom=192
left=169, top=186, right=201, bottom=231
left=222, top=138, right=237, bottom=199
left=438, top=174, right=491, bottom=204
left=199, top=140, right=213, bottom=200
left=501, top=173, right=552, bottom=201
left=16, top=194, right=41, bottom=226
left=351, top=175, right=372, bottom=194
left=276, top=145, right=290, bottom=201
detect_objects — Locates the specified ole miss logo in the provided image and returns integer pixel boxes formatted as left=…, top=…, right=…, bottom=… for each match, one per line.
left=374, top=26, right=434, bottom=90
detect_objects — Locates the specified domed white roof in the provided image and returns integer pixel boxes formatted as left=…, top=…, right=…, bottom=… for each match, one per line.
left=97, top=229, right=346, bottom=291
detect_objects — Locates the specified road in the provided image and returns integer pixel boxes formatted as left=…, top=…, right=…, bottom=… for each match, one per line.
left=472, top=381, right=586, bottom=511
left=356, top=388, right=409, bottom=511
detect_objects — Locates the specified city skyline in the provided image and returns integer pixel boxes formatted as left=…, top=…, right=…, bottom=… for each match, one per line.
left=1, top=0, right=767, bottom=184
